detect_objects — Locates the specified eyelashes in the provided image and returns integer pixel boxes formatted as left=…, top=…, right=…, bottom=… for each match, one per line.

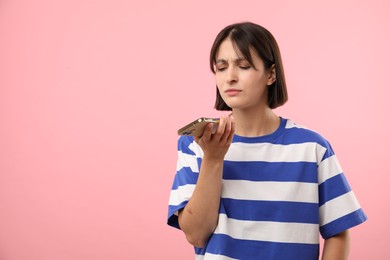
left=216, top=67, right=227, bottom=72
left=216, top=65, right=251, bottom=72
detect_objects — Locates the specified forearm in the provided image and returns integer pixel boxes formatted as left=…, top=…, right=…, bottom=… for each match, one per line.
left=322, top=230, right=350, bottom=260
left=178, top=157, right=224, bottom=248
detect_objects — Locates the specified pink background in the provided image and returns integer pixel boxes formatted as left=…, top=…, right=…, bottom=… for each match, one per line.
left=0, top=0, right=389, bottom=259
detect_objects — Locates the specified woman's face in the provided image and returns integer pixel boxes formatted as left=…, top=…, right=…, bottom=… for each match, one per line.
left=214, top=38, right=275, bottom=111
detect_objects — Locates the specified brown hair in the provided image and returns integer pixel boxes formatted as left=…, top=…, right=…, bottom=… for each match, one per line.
left=210, top=22, right=288, bottom=110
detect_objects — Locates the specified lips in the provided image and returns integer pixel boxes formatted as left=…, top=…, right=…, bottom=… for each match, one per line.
left=225, top=89, right=241, bottom=96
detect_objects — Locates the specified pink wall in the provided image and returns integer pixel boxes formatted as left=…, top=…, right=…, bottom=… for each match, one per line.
left=0, top=0, right=388, bottom=259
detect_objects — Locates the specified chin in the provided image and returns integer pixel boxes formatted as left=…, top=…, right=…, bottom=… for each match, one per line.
left=224, top=100, right=243, bottom=108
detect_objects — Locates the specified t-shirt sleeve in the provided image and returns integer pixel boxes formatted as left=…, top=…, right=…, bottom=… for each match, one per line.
left=317, top=141, right=367, bottom=239
left=167, top=136, right=201, bottom=229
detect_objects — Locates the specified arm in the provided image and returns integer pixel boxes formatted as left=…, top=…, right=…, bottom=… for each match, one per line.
left=322, top=230, right=350, bottom=260
left=178, top=116, right=235, bottom=248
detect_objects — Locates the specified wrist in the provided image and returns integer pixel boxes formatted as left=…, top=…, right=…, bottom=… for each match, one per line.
left=202, top=155, right=225, bottom=165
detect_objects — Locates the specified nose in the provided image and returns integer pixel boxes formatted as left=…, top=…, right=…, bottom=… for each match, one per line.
left=227, top=67, right=238, bottom=84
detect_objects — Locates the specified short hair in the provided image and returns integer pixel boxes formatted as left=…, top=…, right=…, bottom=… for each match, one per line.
left=210, top=22, right=288, bottom=110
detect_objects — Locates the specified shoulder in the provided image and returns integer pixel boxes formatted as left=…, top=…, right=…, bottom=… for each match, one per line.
left=282, top=118, right=336, bottom=162
left=177, top=135, right=203, bottom=157
left=283, top=118, right=331, bottom=148
left=177, top=135, right=194, bottom=153
left=177, top=135, right=194, bottom=147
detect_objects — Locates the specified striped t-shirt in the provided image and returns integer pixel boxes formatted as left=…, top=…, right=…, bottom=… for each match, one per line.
left=167, top=118, right=367, bottom=259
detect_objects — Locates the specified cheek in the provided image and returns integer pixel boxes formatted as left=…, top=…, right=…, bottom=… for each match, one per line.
left=215, top=76, right=223, bottom=88
left=247, top=74, right=267, bottom=88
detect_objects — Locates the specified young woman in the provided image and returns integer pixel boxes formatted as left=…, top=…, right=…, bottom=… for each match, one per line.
left=167, top=22, right=367, bottom=260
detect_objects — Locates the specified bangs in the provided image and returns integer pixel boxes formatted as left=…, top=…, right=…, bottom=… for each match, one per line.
left=229, top=30, right=257, bottom=70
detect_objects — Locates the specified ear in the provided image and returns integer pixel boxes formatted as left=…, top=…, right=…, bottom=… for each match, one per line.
left=267, top=64, right=276, bottom=85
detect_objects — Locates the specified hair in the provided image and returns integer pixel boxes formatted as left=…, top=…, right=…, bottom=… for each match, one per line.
left=210, top=22, right=288, bottom=110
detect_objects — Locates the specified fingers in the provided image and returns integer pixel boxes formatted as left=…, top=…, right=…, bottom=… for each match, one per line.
left=202, top=123, right=213, bottom=141
left=221, top=116, right=234, bottom=142
left=227, top=116, right=235, bottom=143
left=195, top=116, right=235, bottom=160
left=212, top=116, right=235, bottom=143
left=214, top=117, right=227, bottom=141
left=194, top=123, right=213, bottom=145
left=196, top=116, right=235, bottom=146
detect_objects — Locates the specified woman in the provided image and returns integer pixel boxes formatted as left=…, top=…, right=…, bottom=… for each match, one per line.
left=167, top=22, right=367, bottom=259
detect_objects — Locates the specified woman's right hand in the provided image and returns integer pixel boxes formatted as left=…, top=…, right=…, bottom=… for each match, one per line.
left=181, top=115, right=235, bottom=247
left=194, top=116, right=235, bottom=161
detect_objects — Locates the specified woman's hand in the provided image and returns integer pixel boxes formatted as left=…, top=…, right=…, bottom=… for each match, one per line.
left=194, top=116, right=235, bottom=161
left=179, top=115, right=235, bottom=247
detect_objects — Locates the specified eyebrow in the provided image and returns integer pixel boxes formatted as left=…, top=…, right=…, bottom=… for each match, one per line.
left=216, top=57, right=247, bottom=64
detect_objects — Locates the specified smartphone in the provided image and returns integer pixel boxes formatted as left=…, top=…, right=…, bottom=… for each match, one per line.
left=177, top=117, right=219, bottom=136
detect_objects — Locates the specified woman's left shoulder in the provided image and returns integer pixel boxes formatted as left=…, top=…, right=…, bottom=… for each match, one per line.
left=283, top=118, right=331, bottom=146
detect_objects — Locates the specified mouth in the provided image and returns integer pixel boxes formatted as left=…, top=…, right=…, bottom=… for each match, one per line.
left=225, top=89, right=242, bottom=96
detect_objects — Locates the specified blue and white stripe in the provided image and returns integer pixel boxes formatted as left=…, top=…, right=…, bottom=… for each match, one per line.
left=168, top=118, right=367, bottom=259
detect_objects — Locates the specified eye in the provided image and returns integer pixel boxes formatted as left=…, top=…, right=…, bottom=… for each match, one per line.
left=216, top=67, right=227, bottom=72
left=239, top=66, right=251, bottom=70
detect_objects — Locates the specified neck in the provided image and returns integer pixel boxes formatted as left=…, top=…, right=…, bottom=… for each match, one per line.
left=232, top=106, right=280, bottom=137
